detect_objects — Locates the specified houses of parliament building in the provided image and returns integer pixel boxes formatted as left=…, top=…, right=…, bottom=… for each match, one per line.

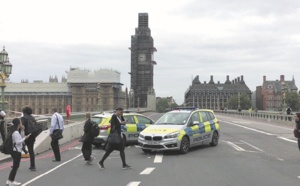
left=5, top=68, right=125, bottom=115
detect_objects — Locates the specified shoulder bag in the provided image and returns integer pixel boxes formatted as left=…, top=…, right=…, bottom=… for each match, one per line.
left=107, top=125, right=121, bottom=145
left=51, top=114, right=63, bottom=141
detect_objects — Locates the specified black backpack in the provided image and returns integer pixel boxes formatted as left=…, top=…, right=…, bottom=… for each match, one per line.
left=0, top=127, right=15, bottom=155
left=91, top=122, right=100, bottom=137
left=23, top=115, right=42, bottom=138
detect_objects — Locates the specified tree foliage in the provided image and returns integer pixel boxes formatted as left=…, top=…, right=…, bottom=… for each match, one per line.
left=156, top=98, right=178, bottom=113
left=226, top=93, right=252, bottom=110
left=286, top=92, right=300, bottom=111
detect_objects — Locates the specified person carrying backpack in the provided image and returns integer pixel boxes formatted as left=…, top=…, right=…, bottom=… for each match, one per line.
left=81, top=113, right=95, bottom=165
left=6, top=118, right=30, bottom=186
left=20, top=106, right=37, bottom=171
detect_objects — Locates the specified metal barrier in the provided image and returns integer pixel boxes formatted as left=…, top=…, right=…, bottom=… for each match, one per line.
left=215, top=110, right=294, bottom=123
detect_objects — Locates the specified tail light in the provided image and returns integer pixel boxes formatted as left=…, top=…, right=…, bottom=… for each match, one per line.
left=99, top=125, right=110, bottom=130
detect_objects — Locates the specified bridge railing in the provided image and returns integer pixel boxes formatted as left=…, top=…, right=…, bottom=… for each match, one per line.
left=214, top=110, right=294, bottom=124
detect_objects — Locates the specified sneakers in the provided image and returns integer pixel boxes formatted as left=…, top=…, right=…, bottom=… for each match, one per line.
left=86, top=157, right=94, bottom=165
left=29, top=166, right=36, bottom=171
left=6, top=180, right=21, bottom=186
left=98, top=162, right=105, bottom=169
left=122, top=164, right=132, bottom=170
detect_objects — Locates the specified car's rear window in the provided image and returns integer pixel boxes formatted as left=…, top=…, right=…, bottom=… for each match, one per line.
left=91, top=117, right=104, bottom=124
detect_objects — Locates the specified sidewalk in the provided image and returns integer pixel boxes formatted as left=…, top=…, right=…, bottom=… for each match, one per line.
left=0, top=120, right=85, bottom=162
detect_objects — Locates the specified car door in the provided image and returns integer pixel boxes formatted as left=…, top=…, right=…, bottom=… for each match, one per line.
left=123, top=115, right=137, bottom=142
left=199, top=111, right=212, bottom=142
left=187, top=112, right=201, bottom=147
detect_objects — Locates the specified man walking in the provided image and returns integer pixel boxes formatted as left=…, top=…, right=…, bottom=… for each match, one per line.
left=49, top=107, right=64, bottom=162
left=0, top=110, right=6, bottom=142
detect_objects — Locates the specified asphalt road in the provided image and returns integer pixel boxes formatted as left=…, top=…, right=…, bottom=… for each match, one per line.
left=1, top=113, right=300, bottom=186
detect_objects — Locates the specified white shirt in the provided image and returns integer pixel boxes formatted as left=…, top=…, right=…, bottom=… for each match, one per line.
left=12, top=131, right=25, bottom=152
left=50, top=112, right=64, bottom=135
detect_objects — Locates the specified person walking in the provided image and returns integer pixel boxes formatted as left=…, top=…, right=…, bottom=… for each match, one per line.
left=294, top=113, right=300, bottom=150
left=20, top=106, right=37, bottom=171
left=0, top=110, right=6, bottom=142
left=49, top=107, right=64, bottom=162
left=81, top=113, right=94, bottom=164
left=98, top=107, right=131, bottom=170
left=6, top=118, right=30, bottom=186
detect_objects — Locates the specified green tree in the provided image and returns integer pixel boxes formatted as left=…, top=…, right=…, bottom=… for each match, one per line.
left=156, top=99, right=169, bottom=113
left=286, top=92, right=300, bottom=111
left=156, top=98, right=178, bottom=113
left=226, top=93, right=251, bottom=110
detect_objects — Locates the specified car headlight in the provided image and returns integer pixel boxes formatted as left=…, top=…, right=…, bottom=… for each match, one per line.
left=164, top=132, right=180, bottom=139
left=139, top=133, right=145, bottom=139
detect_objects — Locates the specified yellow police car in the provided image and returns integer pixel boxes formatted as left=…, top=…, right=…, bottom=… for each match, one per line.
left=91, top=112, right=155, bottom=147
left=137, top=108, right=220, bottom=154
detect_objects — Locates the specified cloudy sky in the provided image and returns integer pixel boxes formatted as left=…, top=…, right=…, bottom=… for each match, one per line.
left=1, top=0, right=300, bottom=105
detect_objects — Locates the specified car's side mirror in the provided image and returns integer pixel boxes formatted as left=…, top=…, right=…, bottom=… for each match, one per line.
left=192, top=121, right=199, bottom=125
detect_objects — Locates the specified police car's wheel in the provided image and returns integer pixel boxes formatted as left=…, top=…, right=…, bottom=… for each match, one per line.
left=179, top=136, right=190, bottom=154
left=142, top=149, right=152, bottom=153
left=210, top=131, right=219, bottom=146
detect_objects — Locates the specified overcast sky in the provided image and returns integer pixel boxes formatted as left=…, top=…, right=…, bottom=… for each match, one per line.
left=1, top=0, right=300, bottom=105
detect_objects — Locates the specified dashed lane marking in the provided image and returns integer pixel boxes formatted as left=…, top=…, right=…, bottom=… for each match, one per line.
left=154, top=154, right=163, bottom=163
left=140, top=167, right=155, bottom=175
left=126, top=182, right=141, bottom=186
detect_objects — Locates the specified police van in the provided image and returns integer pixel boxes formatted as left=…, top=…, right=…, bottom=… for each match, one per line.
left=137, top=108, right=220, bottom=154
left=92, top=112, right=155, bottom=147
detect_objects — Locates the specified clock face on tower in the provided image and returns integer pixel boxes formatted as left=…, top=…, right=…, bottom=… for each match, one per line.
left=138, top=53, right=146, bottom=62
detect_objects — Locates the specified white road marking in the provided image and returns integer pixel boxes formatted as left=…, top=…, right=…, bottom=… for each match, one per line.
left=154, top=154, right=163, bottom=163
left=21, top=153, right=82, bottom=186
left=225, top=141, right=245, bottom=151
left=297, top=176, right=300, bottom=179
left=126, top=182, right=141, bottom=186
left=277, top=136, right=297, bottom=143
left=240, top=140, right=264, bottom=152
left=223, top=121, right=274, bottom=136
left=140, top=167, right=155, bottom=175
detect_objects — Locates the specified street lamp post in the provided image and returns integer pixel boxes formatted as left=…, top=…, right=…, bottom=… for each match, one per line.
left=0, top=46, right=13, bottom=137
left=97, top=83, right=102, bottom=113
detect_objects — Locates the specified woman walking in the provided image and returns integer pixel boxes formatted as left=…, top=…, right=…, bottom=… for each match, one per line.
left=98, top=107, right=131, bottom=169
left=81, top=113, right=94, bottom=164
left=6, top=118, right=30, bottom=186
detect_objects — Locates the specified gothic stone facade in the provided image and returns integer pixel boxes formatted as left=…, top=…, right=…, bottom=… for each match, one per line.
left=185, top=75, right=251, bottom=110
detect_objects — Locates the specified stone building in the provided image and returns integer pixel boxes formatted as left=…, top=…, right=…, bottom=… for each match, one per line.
left=256, top=75, right=298, bottom=111
left=5, top=68, right=125, bottom=115
left=184, top=75, right=251, bottom=110
left=129, top=13, right=157, bottom=111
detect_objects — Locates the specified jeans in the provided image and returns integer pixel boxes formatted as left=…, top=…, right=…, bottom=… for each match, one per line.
left=25, top=138, right=35, bottom=168
left=9, top=151, right=21, bottom=181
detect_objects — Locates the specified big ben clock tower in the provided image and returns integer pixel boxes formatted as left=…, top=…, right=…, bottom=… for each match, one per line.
left=129, top=13, right=157, bottom=110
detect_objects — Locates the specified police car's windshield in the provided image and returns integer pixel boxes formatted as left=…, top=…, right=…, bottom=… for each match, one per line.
left=155, top=112, right=190, bottom=125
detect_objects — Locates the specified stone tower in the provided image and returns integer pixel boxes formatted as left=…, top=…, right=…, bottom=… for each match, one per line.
left=129, top=13, right=157, bottom=109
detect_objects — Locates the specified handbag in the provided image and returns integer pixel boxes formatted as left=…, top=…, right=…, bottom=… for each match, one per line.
left=293, top=129, right=299, bottom=138
left=51, top=114, right=63, bottom=140
left=107, top=125, right=121, bottom=145
left=52, top=129, right=63, bottom=140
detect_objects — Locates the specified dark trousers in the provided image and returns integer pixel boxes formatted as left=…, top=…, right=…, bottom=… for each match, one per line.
left=51, top=139, right=61, bottom=161
left=9, top=151, right=21, bottom=181
left=0, top=121, right=5, bottom=142
left=81, top=141, right=92, bottom=161
left=25, top=139, right=35, bottom=167
left=100, top=148, right=126, bottom=166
